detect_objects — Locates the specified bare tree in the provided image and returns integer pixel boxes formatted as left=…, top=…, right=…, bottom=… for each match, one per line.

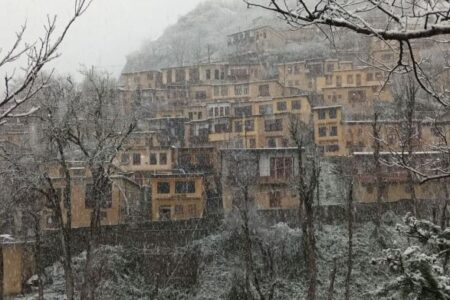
left=63, top=68, right=135, bottom=300
left=372, top=112, right=383, bottom=229
left=227, top=150, right=266, bottom=299
left=289, top=116, right=320, bottom=300
left=0, top=76, right=79, bottom=299
left=0, top=0, right=91, bottom=123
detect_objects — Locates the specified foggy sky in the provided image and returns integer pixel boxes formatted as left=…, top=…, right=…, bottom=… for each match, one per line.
left=0, top=0, right=207, bottom=79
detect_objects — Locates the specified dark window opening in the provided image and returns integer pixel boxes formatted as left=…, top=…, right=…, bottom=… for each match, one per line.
left=175, top=181, right=196, bottom=194
left=157, top=182, right=170, bottom=194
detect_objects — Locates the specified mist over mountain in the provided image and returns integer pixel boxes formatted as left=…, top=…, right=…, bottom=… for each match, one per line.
left=122, top=0, right=283, bottom=72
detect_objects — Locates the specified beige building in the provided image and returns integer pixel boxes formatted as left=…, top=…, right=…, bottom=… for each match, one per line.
left=42, top=163, right=143, bottom=229
left=320, top=66, right=393, bottom=115
left=149, top=173, right=206, bottom=221
left=227, top=26, right=286, bottom=54
left=221, top=148, right=299, bottom=212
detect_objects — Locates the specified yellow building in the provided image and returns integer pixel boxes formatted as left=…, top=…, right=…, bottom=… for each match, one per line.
left=120, top=70, right=162, bottom=90
left=313, top=105, right=347, bottom=156
left=352, top=152, right=449, bottom=203
left=227, top=26, right=286, bottom=53
left=149, top=173, right=206, bottom=221
left=320, top=66, right=393, bottom=115
left=277, top=61, right=310, bottom=91
left=220, top=148, right=299, bottom=212
left=157, top=105, right=206, bottom=120
left=185, top=96, right=312, bottom=149
left=312, top=105, right=450, bottom=157
left=1, top=239, right=34, bottom=296
left=42, top=164, right=143, bottom=229
left=115, top=131, right=175, bottom=175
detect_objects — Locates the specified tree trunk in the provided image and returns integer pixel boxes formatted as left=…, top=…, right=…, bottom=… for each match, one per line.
left=407, top=171, right=418, bottom=217
left=61, top=227, right=75, bottom=300
left=82, top=167, right=109, bottom=300
left=326, top=258, right=337, bottom=300
left=440, top=183, right=449, bottom=230
left=344, top=183, right=354, bottom=300
left=33, top=216, right=44, bottom=300
left=373, top=112, right=383, bottom=229
left=0, top=245, right=3, bottom=300
left=305, top=194, right=317, bottom=300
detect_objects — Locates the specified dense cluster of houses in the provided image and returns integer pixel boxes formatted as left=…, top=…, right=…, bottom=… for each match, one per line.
left=0, top=23, right=450, bottom=297
left=0, top=26, right=447, bottom=233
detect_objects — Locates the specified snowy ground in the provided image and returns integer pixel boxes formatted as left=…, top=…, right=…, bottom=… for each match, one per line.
left=15, top=212, right=408, bottom=300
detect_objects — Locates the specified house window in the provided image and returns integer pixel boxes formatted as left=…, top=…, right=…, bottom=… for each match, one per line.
left=175, top=181, right=196, bottom=194
left=214, top=123, right=228, bottom=133
left=292, top=100, right=301, bottom=110
left=387, top=133, right=396, bottom=144
left=336, top=75, right=342, bottom=87
left=245, top=119, right=254, bottom=131
left=213, top=86, right=220, bottom=96
left=221, top=86, right=229, bottom=96
left=366, top=73, right=373, bottom=81
left=175, top=205, right=184, bottom=215
left=195, top=91, right=206, bottom=99
left=235, top=84, right=248, bottom=96
left=270, top=157, right=293, bottom=179
left=264, top=119, right=283, bottom=132
left=208, top=108, right=213, bottom=117
left=85, top=183, right=112, bottom=209
left=347, top=74, right=353, bottom=84
left=326, top=64, right=334, bottom=73
left=206, top=69, right=211, bottom=80
left=188, top=204, right=196, bottom=216
left=267, top=138, right=277, bottom=148
left=258, top=84, right=270, bottom=96
left=375, top=72, right=383, bottom=80
left=318, top=110, right=326, bottom=120
left=120, top=153, right=129, bottom=165
left=220, top=107, right=224, bottom=116
left=188, top=112, right=193, bottom=120
left=157, top=182, right=170, bottom=194
left=132, top=153, right=141, bottom=165
left=329, top=108, right=337, bottom=119
left=214, top=69, right=220, bottom=80
left=149, top=153, right=157, bottom=165
left=225, top=107, right=230, bottom=116
left=234, top=121, right=243, bottom=132
left=277, top=101, right=287, bottom=111
left=198, top=112, right=202, bottom=119
left=319, top=126, right=327, bottom=137
left=160, top=153, right=167, bottom=165
left=269, top=190, right=281, bottom=208
left=330, top=126, right=338, bottom=136
left=326, top=144, right=340, bottom=152
left=238, top=106, right=249, bottom=118
left=356, top=74, right=361, bottom=85
left=325, top=75, right=332, bottom=85
left=259, top=104, right=273, bottom=115
left=249, top=138, right=256, bottom=148
left=348, top=90, right=366, bottom=102
left=159, top=206, right=171, bottom=220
